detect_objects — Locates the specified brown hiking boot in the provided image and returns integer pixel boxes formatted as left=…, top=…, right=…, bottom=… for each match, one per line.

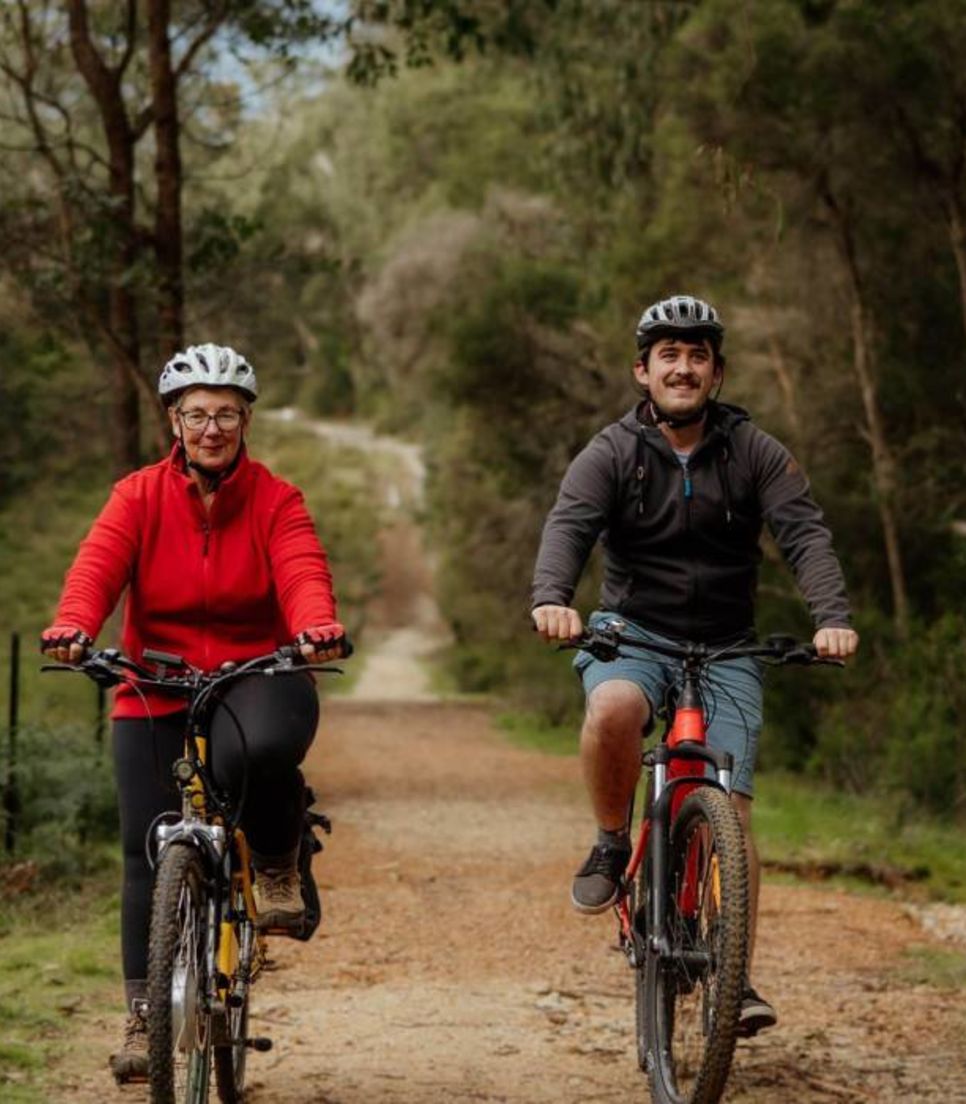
left=253, top=866, right=305, bottom=931
left=109, top=999, right=148, bottom=1084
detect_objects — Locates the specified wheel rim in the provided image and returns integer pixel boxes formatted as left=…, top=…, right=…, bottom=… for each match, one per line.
left=171, top=881, right=204, bottom=1051
left=171, top=875, right=211, bottom=1101
left=657, top=820, right=721, bottom=1099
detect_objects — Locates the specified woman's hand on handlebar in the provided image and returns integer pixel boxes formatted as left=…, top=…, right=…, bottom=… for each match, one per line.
left=39, top=625, right=93, bottom=666
left=532, top=604, right=584, bottom=643
left=813, top=626, right=859, bottom=661
left=295, top=623, right=350, bottom=663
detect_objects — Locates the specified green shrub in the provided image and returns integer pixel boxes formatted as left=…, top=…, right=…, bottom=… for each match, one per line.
left=3, top=721, right=118, bottom=876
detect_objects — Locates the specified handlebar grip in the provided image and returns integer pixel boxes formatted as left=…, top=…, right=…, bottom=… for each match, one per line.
left=143, top=648, right=185, bottom=668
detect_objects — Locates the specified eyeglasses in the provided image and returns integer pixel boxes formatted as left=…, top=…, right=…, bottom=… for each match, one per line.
left=178, top=408, right=244, bottom=431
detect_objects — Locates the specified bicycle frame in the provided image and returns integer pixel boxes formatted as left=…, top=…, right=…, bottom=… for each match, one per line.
left=43, top=644, right=339, bottom=1001
left=154, top=737, right=263, bottom=1019
left=617, top=654, right=734, bottom=963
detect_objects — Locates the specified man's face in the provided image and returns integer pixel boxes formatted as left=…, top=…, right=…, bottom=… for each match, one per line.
left=635, top=337, right=721, bottom=419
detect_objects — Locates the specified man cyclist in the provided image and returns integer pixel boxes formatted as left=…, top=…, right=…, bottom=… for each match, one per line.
left=530, top=295, right=858, bottom=1036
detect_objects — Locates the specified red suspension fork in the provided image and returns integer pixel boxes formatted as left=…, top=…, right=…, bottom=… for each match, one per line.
left=667, top=670, right=708, bottom=917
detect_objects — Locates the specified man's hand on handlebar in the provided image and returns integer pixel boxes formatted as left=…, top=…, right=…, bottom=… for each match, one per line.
left=813, top=626, right=859, bottom=661
left=532, top=604, right=584, bottom=643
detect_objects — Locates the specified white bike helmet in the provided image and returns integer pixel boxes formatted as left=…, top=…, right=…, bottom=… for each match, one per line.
left=635, top=295, right=724, bottom=353
left=158, top=343, right=258, bottom=404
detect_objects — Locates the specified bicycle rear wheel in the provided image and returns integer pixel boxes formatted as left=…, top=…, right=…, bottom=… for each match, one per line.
left=147, top=842, right=213, bottom=1104
left=644, top=787, right=748, bottom=1104
left=213, top=915, right=255, bottom=1104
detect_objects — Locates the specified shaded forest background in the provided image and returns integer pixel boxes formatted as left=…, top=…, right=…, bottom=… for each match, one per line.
left=2, top=0, right=966, bottom=848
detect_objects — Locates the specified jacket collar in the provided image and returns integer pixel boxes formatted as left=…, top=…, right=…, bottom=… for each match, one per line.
left=618, top=400, right=749, bottom=462
left=166, top=442, right=253, bottom=522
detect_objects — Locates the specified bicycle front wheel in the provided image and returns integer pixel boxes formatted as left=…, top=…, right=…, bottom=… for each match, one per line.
left=644, top=787, right=748, bottom=1104
left=147, top=842, right=213, bottom=1104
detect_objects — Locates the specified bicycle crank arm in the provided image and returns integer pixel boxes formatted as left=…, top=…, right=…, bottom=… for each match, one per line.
left=246, top=1037, right=273, bottom=1051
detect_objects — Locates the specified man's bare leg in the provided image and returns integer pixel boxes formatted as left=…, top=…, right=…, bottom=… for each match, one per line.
left=572, top=681, right=650, bottom=912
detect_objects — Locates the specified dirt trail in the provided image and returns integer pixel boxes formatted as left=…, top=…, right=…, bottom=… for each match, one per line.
left=52, top=417, right=966, bottom=1102
left=58, top=699, right=966, bottom=1104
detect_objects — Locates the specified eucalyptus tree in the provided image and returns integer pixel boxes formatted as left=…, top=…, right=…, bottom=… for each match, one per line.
left=658, top=0, right=919, bottom=638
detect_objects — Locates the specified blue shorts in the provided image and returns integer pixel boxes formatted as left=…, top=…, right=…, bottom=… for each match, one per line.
left=574, top=611, right=764, bottom=797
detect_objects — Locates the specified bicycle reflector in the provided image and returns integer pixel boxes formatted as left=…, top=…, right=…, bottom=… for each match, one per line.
left=172, top=758, right=195, bottom=784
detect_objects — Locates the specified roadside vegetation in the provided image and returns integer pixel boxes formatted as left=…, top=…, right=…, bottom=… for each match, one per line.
left=3, top=2, right=966, bottom=1094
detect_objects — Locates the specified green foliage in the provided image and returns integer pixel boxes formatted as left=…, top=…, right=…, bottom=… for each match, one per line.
left=5, top=0, right=966, bottom=834
left=0, top=870, right=120, bottom=1100
left=894, top=946, right=966, bottom=991
left=10, top=722, right=118, bottom=875
left=753, top=770, right=966, bottom=902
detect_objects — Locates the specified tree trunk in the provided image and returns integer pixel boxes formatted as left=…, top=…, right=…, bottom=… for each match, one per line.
left=945, top=195, right=966, bottom=348
left=147, top=0, right=184, bottom=361
left=767, top=333, right=806, bottom=463
left=67, top=0, right=142, bottom=474
left=832, top=202, right=910, bottom=640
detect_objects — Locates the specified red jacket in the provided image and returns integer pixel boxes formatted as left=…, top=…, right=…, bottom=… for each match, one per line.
left=55, top=446, right=338, bottom=718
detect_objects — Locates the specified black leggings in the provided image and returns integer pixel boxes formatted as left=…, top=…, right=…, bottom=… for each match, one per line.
left=112, top=673, right=319, bottom=988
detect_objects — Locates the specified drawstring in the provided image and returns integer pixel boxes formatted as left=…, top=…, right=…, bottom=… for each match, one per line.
left=716, top=446, right=733, bottom=525
left=636, top=429, right=648, bottom=515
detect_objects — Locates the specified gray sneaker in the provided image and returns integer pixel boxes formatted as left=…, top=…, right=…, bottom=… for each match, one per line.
left=571, top=841, right=631, bottom=914
left=738, top=983, right=777, bottom=1037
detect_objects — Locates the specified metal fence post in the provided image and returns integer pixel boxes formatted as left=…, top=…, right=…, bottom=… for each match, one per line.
left=95, top=682, right=105, bottom=753
left=4, top=631, right=21, bottom=855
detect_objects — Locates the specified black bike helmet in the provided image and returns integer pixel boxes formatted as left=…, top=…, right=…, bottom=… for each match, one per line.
left=635, top=295, right=724, bottom=356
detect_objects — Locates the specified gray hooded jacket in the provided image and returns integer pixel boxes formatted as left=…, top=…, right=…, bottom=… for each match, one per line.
left=531, top=401, right=851, bottom=643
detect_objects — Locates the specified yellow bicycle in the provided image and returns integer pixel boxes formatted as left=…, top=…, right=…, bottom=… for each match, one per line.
left=45, top=645, right=337, bottom=1104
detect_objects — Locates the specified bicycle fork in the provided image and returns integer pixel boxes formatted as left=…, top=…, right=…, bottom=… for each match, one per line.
left=620, top=742, right=733, bottom=966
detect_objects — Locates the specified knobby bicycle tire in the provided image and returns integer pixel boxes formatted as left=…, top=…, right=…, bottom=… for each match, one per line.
left=630, top=857, right=649, bottom=1072
left=147, top=842, right=213, bottom=1104
left=644, top=787, right=748, bottom=1104
left=213, top=909, right=254, bottom=1104
left=213, top=994, right=248, bottom=1104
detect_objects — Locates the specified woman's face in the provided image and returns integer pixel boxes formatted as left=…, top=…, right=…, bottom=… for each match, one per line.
left=169, top=386, right=250, bottom=473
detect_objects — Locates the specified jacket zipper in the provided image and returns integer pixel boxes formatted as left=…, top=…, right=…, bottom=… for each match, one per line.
left=201, top=515, right=211, bottom=668
left=682, top=460, right=697, bottom=630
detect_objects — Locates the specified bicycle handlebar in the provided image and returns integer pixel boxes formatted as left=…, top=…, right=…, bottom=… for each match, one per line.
left=568, top=621, right=845, bottom=668
left=41, top=642, right=349, bottom=698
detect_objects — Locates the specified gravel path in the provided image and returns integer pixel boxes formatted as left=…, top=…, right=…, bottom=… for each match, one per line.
left=55, top=700, right=966, bottom=1103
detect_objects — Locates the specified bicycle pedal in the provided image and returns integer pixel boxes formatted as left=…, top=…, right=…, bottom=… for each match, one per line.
left=245, top=1037, right=273, bottom=1052
left=308, top=811, right=332, bottom=834
left=264, top=923, right=306, bottom=938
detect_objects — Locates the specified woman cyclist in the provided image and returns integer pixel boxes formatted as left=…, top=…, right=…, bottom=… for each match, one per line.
left=40, top=344, right=348, bottom=1083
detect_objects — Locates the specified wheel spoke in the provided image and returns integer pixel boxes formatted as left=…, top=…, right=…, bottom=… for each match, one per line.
left=644, top=789, right=748, bottom=1104
left=147, top=843, right=212, bottom=1104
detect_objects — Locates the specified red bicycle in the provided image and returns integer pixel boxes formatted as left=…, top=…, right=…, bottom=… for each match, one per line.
left=571, top=621, right=839, bottom=1104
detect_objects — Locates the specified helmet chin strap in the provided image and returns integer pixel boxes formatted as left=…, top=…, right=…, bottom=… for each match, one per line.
left=649, top=399, right=708, bottom=429
left=176, top=437, right=243, bottom=490
left=648, top=377, right=724, bottom=429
